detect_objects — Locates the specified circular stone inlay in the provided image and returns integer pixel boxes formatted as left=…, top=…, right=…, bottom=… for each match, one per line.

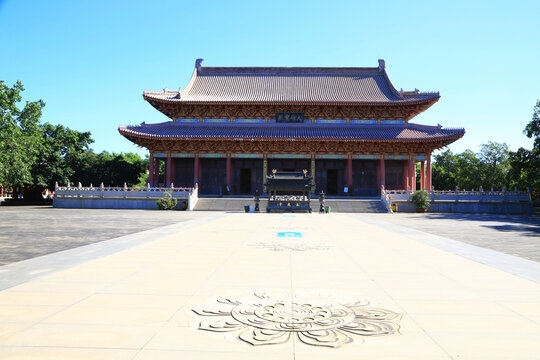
left=231, top=301, right=355, bottom=332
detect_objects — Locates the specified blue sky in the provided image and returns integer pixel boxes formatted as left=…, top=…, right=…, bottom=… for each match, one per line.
left=1, top=0, right=538, bottom=156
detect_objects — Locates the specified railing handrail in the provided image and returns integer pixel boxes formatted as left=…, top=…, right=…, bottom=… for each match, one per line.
left=54, top=184, right=195, bottom=199
left=382, top=188, right=531, bottom=203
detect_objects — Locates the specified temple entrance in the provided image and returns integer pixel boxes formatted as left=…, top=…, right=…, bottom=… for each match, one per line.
left=239, top=168, right=252, bottom=194
left=385, top=160, right=405, bottom=190
left=315, top=159, right=345, bottom=195
left=233, top=159, right=263, bottom=195
left=352, top=160, right=378, bottom=196
left=173, top=158, right=195, bottom=187
left=327, top=169, right=338, bottom=194
left=200, top=158, right=226, bottom=195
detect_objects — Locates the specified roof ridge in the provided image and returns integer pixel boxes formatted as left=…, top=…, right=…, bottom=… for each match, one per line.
left=198, top=66, right=381, bottom=75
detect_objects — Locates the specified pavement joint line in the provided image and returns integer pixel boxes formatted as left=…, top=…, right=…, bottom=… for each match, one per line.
left=0, top=214, right=226, bottom=291
left=349, top=214, right=540, bottom=284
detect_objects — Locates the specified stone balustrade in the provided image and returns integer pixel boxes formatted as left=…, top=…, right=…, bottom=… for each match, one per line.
left=381, top=187, right=532, bottom=214
left=53, top=182, right=199, bottom=210
left=383, top=188, right=531, bottom=203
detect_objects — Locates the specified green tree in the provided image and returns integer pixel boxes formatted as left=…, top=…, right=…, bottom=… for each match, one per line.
left=507, top=100, right=540, bottom=198
left=524, top=100, right=540, bottom=150
left=31, top=123, right=93, bottom=190
left=69, top=152, right=148, bottom=187
left=478, top=141, right=509, bottom=190
left=432, top=150, right=458, bottom=190
left=0, top=81, right=44, bottom=190
left=455, top=150, right=483, bottom=190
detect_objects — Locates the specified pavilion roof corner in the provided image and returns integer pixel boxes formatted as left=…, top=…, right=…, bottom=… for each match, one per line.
left=195, top=58, right=204, bottom=72
left=378, top=59, right=385, bottom=71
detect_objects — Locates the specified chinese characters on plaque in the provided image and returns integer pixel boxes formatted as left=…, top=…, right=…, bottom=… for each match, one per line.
left=275, top=112, right=304, bottom=123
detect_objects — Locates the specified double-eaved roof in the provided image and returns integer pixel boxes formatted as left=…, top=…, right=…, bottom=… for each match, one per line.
left=121, top=60, right=464, bottom=148
left=119, top=122, right=464, bottom=144
left=143, top=59, right=439, bottom=105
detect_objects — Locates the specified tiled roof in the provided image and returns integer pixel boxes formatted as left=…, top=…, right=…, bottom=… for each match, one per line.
left=119, top=122, right=464, bottom=142
left=143, top=60, right=439, bottom=105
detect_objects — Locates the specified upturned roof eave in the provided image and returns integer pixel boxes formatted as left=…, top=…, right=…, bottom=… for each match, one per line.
left=118, top=128, right=464, bottom=143
left=142, top=95, right=440, bottom=107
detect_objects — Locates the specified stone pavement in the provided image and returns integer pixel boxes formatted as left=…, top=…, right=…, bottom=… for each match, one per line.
left=0, top=212, right=539, bottom=359
left=0, top=207, right=203, bottom=266
left=362, top=212, right=540, bottom=262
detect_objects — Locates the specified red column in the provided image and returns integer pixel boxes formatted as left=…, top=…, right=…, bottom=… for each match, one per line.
left=408, top=158, right=414, bottom=191
left=420, top=160, right=426, bottom=190
left=346, top=156, right=353, bottom=186
left=427, top=153, right=432, bottom=190
left=403, top=160, right=409, bottom=190
left=412, top=160, right=417, bottom=191
left=166, top=154, right=172, bottom=186
left=194, top=154, right=199, bottom=187
left=226, top=154, right=232, bottom=193
left=379, top=157, right=385, bottom=188
left=148, top=151, right=154, bottom=186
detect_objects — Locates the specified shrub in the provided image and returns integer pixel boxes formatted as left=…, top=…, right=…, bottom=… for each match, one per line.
left=156, top=190, right=177, bottom=210
left=410, top=190, right=431, bottom=209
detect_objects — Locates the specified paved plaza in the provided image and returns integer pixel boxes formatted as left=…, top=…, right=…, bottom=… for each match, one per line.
left=0, top=207, right=203, bottom=266
left=0, top=209, right=539, bottom=359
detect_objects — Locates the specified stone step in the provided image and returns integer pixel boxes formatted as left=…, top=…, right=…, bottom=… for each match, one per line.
left=324, top=199, right=387, bottom=213
left=193, top=198, right=386, bottom=213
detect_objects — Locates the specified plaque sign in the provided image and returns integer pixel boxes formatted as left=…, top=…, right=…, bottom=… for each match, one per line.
left=276, top=112, right=304, bottom=123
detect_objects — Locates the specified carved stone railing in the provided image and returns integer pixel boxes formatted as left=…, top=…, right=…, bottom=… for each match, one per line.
left=383, top=188, right=531, bottom=203
left=381, top=187, right=531, bottom=214
left=54, top=182, right=199, bottom=210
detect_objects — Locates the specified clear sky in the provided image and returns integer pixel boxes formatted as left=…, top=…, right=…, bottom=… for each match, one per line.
left=1, top=0, right=538, bottom=157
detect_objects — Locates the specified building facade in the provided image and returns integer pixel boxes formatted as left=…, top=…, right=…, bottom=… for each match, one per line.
left=119, top=59, right=464, bottom=196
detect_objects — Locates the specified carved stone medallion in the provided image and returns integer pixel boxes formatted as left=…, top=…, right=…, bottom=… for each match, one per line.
left=192, top=292, right=401, bottom=348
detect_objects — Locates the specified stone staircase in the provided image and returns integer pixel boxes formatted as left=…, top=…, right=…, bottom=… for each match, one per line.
left=193, top=197, right=386, bottom=213
left=323, top=198, right=388, bottom=213
left=193, top=198, right=268, bottom=212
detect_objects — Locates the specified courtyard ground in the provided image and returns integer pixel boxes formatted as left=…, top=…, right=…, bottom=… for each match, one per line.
left=0, top=208, right=538, bottom=359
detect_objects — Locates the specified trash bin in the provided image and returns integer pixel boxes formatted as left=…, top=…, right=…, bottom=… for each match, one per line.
left=324, top=206, right=331, bottom=214
left=244, top=205, right=250, bottom=212
left=391, top=203, right=398, bottom=212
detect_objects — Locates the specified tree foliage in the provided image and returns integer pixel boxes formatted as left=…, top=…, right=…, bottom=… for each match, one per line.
left=432, top=143, right=509, bottom=191
left=0, top=81, right=44, bottom=187
left=507, top=100, right=540, bottom=198
left=70, top=151, right=148, bottom=187
left=31, top=123, right=93, bottom=189
left=478, top=141, right=510, bottom=190
left=524, top=100, right=540, bottom=150
left=1, top=81, right=148, bottom=198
